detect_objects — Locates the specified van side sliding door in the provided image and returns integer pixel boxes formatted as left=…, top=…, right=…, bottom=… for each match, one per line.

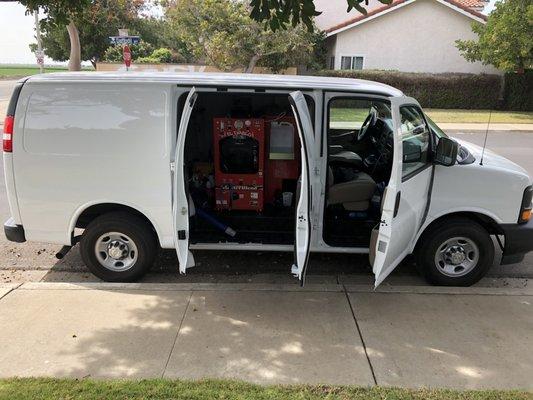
left=372, top=96, right=433, bottom=286
left=173, top=87, right=197, bottom=274
left=288, top=91, right=314, bottom=285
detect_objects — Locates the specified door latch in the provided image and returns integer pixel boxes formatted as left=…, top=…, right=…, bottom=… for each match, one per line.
left=177, top=230, right=186, bottom=240
left=181, top=207, right=187, bottom=215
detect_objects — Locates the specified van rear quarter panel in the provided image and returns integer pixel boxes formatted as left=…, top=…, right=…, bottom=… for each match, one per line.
left=13, top=81, right=173, bottom=245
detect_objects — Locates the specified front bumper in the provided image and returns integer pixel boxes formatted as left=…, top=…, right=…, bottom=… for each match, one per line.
left=4, top=217, right=26, bottom=243
left=499, top=218, right=533, bottom=265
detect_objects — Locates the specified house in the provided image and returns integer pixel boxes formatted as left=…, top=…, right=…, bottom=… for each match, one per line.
left=317, top=0, right=501, bottom=74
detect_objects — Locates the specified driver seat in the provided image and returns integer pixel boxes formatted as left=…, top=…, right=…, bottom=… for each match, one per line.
left=329, top=150, right=363, bottom=169
left=327, top=167, right=376, bottom=211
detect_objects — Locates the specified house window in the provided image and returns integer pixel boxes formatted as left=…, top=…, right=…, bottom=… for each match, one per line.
left=329, top=56, right=335, bottom=70
left=340, top=56, right=364, bottom=70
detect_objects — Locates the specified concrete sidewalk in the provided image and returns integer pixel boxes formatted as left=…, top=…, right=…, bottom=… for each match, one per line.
left=0, top=281, right=532, bottom=389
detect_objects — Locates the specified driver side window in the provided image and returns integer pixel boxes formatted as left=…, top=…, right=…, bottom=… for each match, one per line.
left=400, top=105, right=431, bottom=179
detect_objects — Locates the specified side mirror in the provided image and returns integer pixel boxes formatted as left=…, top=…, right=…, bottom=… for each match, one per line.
left=434, top=137, right=458, bottom=167
left=403, top=140, right=422, bottom=163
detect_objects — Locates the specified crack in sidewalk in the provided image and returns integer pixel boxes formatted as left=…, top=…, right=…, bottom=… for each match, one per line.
left=343, top=285, right=378, bottom=386
left=161, top=290, right=193, bottom=378
left=0, top=283, right=23, bottom=302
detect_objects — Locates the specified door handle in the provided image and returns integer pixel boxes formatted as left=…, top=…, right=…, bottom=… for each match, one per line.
left=393, top=191, right=401, bottom=218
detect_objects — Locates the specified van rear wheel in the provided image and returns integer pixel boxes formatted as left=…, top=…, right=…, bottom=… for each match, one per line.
left=80, top=212, right=157, bottom=282
left=415, top=217, right=494, bottom=286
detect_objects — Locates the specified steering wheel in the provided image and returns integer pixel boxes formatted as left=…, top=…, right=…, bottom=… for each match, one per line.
left=357, top=107, right=378, bottom=141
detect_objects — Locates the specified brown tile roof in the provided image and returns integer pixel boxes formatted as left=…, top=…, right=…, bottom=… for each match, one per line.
left=325, top=0, right=487, bottom=34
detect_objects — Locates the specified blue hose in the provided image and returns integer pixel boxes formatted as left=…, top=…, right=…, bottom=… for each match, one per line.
left=196, top=208, right=236, bottom=237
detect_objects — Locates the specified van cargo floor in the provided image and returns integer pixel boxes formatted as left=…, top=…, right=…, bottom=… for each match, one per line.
left=190, top=209, right=295, bottom=245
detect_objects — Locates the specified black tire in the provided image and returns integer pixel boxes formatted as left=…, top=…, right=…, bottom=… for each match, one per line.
left=415, top=217, right=494, bottom=286
left=80, top=212, right=157, bottom=282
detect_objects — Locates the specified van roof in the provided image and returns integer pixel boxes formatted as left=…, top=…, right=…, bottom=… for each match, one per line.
left=25, top=71, right=404, bottom=97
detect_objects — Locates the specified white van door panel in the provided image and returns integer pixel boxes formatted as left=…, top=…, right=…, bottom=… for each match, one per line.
left=173, top=88, right=197, bottom=274
left=373, top=96, right=433, bottom=286
left=289, top=91, right=313, bottom=284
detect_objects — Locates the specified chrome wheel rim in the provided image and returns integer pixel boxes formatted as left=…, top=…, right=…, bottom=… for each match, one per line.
left=95, top=232, right=138, bottom=272
left=434, top=236, right=479, bottom=277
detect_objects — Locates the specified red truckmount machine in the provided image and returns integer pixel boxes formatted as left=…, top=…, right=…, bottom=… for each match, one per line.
left=213, top=118, right=265, bottom=212
left=213, top=116, right=301, bottom=213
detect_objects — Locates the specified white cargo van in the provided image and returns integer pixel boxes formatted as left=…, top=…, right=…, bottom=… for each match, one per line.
left=3, top=72, right=533, bottom=286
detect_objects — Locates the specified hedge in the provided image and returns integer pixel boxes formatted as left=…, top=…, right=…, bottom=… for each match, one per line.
left=317, top=70, right=506, bottom=110
left=503, top=71, right=533, bottom=111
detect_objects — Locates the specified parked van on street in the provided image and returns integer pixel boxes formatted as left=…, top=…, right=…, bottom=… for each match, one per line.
left=3, top=72, right=533, bottom=286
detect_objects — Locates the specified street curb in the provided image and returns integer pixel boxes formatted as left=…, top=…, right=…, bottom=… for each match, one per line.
left=346, top=284, right=533, bottom=296
left=16, top=281, right=533, bottom=296
left=18, top=282, right=344, bottom=292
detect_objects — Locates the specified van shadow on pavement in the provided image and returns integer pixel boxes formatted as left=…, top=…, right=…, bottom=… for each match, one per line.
left=38, top=245, right=418, bottom=284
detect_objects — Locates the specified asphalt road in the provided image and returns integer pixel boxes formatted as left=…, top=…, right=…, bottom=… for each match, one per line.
left=0, top=79, right=532, bottom=280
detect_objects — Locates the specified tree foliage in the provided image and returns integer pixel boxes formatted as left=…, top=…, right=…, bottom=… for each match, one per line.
left=249, top=0, right=391, bottom=31
left=456, top=0, right=533, bottom=72
left=29, top=0, right=148, bottom=67
left=164, top=0, right=323, bottom=72
left=17, top=0, right=90, bottom=24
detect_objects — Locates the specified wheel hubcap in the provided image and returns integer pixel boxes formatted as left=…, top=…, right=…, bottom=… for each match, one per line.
left=95, top=232, right=138, bottom=272
left=434, top=236, right=479, bottom=277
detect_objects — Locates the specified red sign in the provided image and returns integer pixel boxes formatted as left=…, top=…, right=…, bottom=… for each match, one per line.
left=122, top=45, right=132, bottom=68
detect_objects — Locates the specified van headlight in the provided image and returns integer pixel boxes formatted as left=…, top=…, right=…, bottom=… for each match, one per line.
left=518, top=186, right=533, bottom=223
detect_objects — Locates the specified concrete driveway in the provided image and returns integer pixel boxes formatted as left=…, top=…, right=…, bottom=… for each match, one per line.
left=0, top=281, right=532, bottom=389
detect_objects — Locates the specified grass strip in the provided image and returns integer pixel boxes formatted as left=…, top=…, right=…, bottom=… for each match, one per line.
left=0, top=378, right=531, bottom=400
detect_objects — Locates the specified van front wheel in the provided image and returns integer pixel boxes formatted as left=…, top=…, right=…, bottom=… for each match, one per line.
left=415, top=218, right=494, bottom=286
left=80, top=212, right=157, bottom=282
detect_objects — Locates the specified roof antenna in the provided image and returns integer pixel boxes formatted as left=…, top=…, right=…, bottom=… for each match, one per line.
left=479, top=110, right=492, bottom=166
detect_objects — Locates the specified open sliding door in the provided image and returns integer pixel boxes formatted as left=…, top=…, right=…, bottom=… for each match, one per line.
left=288, top=91, right=314, bottom=285
left=173, top=88, right=197, bottom=274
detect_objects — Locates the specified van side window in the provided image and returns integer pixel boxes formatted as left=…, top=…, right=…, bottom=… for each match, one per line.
left=328, top=98, right=373, bottom=130
left=400, top=106, right=430, bottom=179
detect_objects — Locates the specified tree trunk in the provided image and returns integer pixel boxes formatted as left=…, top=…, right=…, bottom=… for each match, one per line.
left=67, top=21, right=81, bottom=71
left=245, top=54, right=261, bottom=73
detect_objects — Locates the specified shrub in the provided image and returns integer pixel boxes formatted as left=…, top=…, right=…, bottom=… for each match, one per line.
left=136, top=48, right=186, bottom=64
left=105, top=45, right=186, bottom=64
left=103, top=41, right=154, bottom=62
left=317, top=70, right=502, bottom=109
left=503, top=71, right=533, bottom=111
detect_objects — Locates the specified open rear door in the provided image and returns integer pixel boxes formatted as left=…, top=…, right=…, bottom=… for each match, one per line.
left=173, top=88, right=197, bottom=274
left=372, top=96, right=433, bottom=286
left=288, top=91, right=314, bottom=285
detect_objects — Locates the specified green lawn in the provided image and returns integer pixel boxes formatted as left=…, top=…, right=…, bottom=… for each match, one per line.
left=425, top=109, right=533, bottom=124
left=329, top=107, right=533, bottom=125
left=0, top=65, right=94, bottom=79
left=0, top=378, right=531, bottom=400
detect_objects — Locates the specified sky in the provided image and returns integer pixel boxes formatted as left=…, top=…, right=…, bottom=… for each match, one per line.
left=0, top=3, right=50, bottom=65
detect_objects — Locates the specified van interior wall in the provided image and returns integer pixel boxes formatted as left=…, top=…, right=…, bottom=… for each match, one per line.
left=182, top=92, right=302, bottom=245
